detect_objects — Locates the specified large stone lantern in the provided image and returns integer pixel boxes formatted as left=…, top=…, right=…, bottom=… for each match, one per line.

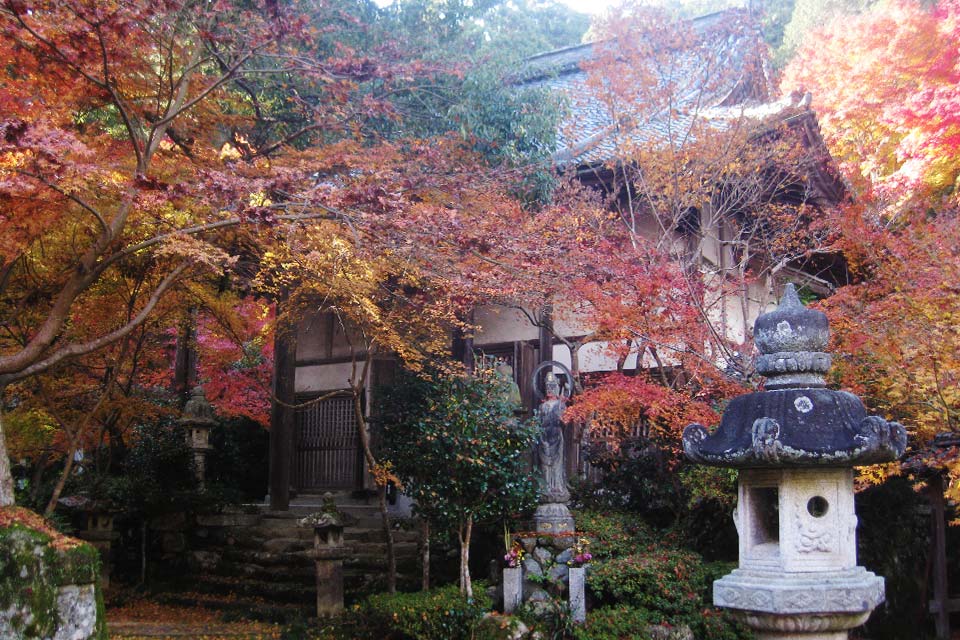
left=683, top=284, right=907, bottom=640
left=180, top=386, right=216, bottom=483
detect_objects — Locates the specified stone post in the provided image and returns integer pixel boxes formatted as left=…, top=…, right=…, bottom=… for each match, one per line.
left=569, top=566, right=586, bottom=623
left=683, top=284, right=907, bottom=640
left=299, top=494, right=346, bottom=617
left=503, top=566, right=522, bottom=613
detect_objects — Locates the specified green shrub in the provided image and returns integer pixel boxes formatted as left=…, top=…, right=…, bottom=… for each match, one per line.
left=587, top=547, right=708, bottom=619
left=355, top=584, right=492, bottom=640
left=574, top=511, right=654, bottom=560
left=572, top=606, right=654, bottom=640
left=691, top=606, right=753, bottom=640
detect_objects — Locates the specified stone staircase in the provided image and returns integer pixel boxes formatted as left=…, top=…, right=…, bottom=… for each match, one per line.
left=160, top=494, right=421, bottom=622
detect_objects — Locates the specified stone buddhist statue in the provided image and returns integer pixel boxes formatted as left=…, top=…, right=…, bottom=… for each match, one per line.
left=531, top=365, right=574, bottom=533
left=536, top=372, right=570, bottom=504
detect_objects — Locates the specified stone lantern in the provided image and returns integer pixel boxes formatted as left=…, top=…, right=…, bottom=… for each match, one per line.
left=299, top=493, right=347, bottom=617
left=683, top=284, right=907, bottom=640
left=180, top=386, right=216, bottom=483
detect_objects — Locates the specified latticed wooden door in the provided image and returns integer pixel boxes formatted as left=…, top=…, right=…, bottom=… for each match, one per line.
left=293, top=393, right=362, bottom=491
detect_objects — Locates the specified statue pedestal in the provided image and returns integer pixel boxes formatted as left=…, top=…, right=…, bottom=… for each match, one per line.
left=534, top=503, right=574, bottom=534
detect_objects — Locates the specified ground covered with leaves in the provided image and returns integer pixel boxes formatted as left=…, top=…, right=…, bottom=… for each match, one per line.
left=106, top=597, right=287, bottom=640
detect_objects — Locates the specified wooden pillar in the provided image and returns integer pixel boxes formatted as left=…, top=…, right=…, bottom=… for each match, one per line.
left=928, top=474, right=951, bottom=640
left=538, top=306, right=553, bottom=367
left=452, top=308, right=475, bottom=373
left=269, top=306, right=297, bottom=512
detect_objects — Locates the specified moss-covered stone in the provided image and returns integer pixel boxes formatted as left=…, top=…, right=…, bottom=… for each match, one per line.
left=0, top=507, right=104, bottom=640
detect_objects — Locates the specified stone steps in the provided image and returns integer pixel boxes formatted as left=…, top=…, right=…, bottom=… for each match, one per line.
left=179, top=502, right=423, bottom=611
left=187, top=573, right=316, bottom=605
left=155, top=590, right=311, bottom=624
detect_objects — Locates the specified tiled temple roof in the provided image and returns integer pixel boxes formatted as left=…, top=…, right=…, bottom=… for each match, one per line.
left=514, top=9, right=780, bottom=167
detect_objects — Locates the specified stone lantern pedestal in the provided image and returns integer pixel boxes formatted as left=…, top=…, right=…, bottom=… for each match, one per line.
left=684, top=285, right=907, bottom=640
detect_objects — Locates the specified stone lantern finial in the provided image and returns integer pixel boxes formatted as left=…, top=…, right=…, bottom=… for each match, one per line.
left=754, top=283, right=832, bottom=390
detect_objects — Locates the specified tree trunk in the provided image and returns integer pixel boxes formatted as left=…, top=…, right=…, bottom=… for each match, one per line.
left=28, top=452, right=50, bottom=503
left=377, top=483, right=397, bottom=594
left=421, top=519, right=430, bottom=591
left=458, top=515, right=473, bottom=599
left=0, top=412, right=14, bottom=507
left=353, top=384, right=397, bottom=593
left=43, top=443, right=77, bottom=517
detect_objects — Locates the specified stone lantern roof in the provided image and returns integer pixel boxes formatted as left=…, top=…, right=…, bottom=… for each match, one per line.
left=683, top=284, right=907, bottom=467
left=180, top=387, right=216, bottom=426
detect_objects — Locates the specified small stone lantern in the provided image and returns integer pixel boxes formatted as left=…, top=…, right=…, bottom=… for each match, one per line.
left=684, top=284, right=907, bottom=640
left=299, top=493, right=347, bottom=617
left=180, top=386, right=216, bottom=483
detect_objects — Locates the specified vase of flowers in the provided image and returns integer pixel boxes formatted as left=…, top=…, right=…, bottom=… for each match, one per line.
left=503, top=541, right=524, bottom=613
left=567, top=537, right=592, bottom=567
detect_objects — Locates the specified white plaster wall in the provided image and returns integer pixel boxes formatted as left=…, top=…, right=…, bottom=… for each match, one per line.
left=296, top=308, right=329, bottom=361
left=552, top=301, right=595, bottom=338
left=296, top=362, right=361, bottom=393
left=473, top=306, right=539, bottom=345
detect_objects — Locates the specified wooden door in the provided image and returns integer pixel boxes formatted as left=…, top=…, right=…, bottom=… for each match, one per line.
left=293, top=393, right=363, bottom=491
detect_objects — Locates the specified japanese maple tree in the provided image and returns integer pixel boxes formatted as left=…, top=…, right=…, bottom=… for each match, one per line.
left=783, top=0, right=960, bottom=213
left=783, top=0, right=960, bottom=491
left=0, top=0, right=407, bottom=506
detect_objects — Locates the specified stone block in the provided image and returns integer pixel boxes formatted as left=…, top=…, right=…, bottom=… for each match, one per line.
left=522, top=557, right=542, bottom=577
left=532, top=547, right=552, bottom=565
left=647, top=623, right=693, bottom=640
left=52, top=584, right=98, bottom=640
left=547, top=563, right=568, bottom=583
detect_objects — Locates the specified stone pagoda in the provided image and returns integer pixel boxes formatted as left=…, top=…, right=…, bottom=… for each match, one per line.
left=683, top=284, right=907, bottom=640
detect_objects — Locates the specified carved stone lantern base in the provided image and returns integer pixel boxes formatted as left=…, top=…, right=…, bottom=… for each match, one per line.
left=716, top=566, right=884, bottom=639
left=533, top=502, right=574, bottom=534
